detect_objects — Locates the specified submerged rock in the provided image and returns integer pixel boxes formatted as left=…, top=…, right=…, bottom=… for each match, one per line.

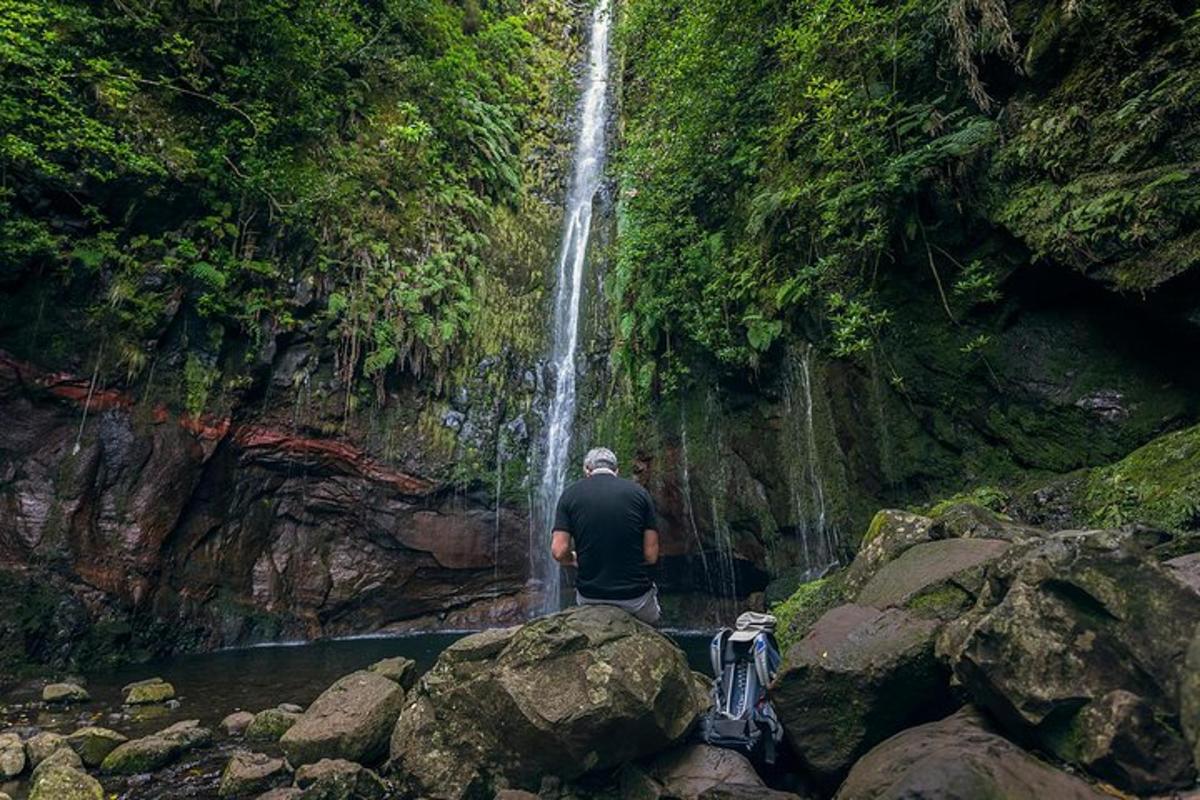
left=939, top=528, right=1200, bottom=794
left=219, top=750, right=290, bottom=798
left=66, top=726, right=129, bottom=766
left=770, top=604, right=949, bottom=784
left=294, top=758, right=387, bottom=799
left=122, top=677, right=176, bottom=705
left=280, top=670, right=404, bottom=766
left=222, top=711, right=256, bottom=736
left=42, top=682, right=90, bottom=704
left=25, top=731, right=68, bottom=766
left=28, top=762, right=104, bottom=800
left=389, top=605, right=706, bottom=799
left=835, top=707, right=1106, bottom=800
left=0, top=732, right=24, bottom=778
left=246, top=708, right=301, bottom=742
left=367, top=656, right=417, bottom=690
left=100, top=719, right=212, bottom=775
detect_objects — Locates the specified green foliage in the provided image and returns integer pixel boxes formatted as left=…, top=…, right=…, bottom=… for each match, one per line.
left=918, top=486, right=1010, bottom=517
left=613, top=0, right=1200, bottom=396
left=1, top=0, right=574, bottom=407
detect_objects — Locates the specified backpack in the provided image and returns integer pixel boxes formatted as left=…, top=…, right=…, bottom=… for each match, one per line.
left=698, top=612, right=785, bottom=765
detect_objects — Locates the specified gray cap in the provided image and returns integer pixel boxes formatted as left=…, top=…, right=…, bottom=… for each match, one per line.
left=584, top=447, right=618, bottom=471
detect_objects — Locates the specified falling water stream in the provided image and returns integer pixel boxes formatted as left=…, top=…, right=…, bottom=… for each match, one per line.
left=532, top=0, right=613, bottom=613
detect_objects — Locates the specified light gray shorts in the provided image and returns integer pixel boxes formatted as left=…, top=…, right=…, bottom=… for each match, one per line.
left=576, top=584, right=661, bottom=624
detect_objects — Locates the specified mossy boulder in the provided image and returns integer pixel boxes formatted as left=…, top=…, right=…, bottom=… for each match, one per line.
left=100, top=720, right=212, bottom=775
left=835, top=707, right=1107, bottom=800
left=30, top=745, right=84, bottom=781
left=28, top=763, right=104, bottom=800
left=122, top=677, right=175, bottom=705
left=388, top=605, right=707, bottom=799
left=855, top=538, right=1011, bottom=617
left=0, top=733, right=24, bottom=778
left=245, top=708, right=301, bottom=742
left=218, top=750, right=290, bottom=798
left=769, top=604, right=951, bottom=785
left=771, top=573, right=847, bottom=651
left=280, top=670, right=404, bottom=766
left=42, top=682, right=90, bottom=704
left=66, top=726, right=129, bottom=766
left=25, top=731, right=68, bottom=766
left=843, top=511, right=933, bottom=596
left=295, top=758, right=387, bottom=800
left=619, top=744, right=787, bottom=800
left=939, top=528, right=1200, bottom=794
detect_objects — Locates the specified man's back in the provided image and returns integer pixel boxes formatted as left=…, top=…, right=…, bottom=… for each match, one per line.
left=554, top=472, right=657, bottom=600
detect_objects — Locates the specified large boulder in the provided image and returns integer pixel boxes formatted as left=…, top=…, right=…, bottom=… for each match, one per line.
left=939, top=528, right=1200, bottom=794
left=100, top=719, right=212, bottom=774
left=855, top=538, right=1011, bottom=617
left=770, top=604, right=950, bottom=784
left=218, top=750, right=290, bottom=798
left=280, top=670, right=404, bottom=766
left=28, top=763, right=104, bottom=800
left=294, top=758, right=387, bottom=800
left=843, top=511, right=934, bottom=596
left=835, top=707, right=1107, bottom=800
left=388, top=605, right=706, bottom=799
left=0, top=732, right=24, bottom=778
left=619, top=744, right=795, bottom=800
left=66, top=726, right=129, bottom=766
left=367, top=656, right=417, bottom=690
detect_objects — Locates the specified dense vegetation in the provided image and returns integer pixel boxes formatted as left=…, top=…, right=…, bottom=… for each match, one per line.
left=1, top=0, right=576, bottom=413
left=612, top=0, right=1200, bottom=392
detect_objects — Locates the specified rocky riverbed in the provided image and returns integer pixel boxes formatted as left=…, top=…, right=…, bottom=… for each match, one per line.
left=0, top=504, right=1198, bottom=799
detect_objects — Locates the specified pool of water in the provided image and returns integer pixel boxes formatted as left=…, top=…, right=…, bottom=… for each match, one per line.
left=0, top=629, right=715, bottom=799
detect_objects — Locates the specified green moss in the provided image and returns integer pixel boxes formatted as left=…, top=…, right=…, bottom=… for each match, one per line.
left=1083, top=423, right=1200, bottom=532
left=906, top=583, right=972, bottom=619
left=918, top=487, right=1011, bottom=518
left=772, top=573, right=847, bottom=652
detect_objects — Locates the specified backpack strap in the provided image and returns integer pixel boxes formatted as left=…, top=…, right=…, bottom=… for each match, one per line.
left=709, top=628, right=732, bottom=678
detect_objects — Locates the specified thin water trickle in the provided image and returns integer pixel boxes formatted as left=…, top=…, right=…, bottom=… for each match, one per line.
left=531, top=0, right=613, bottom=615
left=784, top=343, right=840, bottom=576
left=678, top=418, right=713, bottom=599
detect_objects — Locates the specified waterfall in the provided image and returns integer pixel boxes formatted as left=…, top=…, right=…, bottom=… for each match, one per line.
left=784, top=344, right=840, bottom=577
left=532, top=0, right=613, bottom=614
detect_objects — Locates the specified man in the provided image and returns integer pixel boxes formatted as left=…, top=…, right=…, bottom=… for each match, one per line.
left=550, top=447, right=661, bottom=624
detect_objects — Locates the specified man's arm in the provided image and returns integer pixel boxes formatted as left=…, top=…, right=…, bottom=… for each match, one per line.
left=551, top=530, right=577, bottom=567
left=642, top=528, right=659, bottom=566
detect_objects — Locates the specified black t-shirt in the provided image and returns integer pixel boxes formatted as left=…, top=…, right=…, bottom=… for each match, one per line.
left=553, top=472, right=658, bottom=600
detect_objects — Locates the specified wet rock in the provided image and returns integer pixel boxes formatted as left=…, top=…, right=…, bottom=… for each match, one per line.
left=620, top=744, right=773, bottom=800
left=257, top=790, right=302, bottom=800
left=219, top=750, right=290, bottom=798
left=100, top=719, right=213, bottom=775
left=1061, top=689, right=1193, bottom=794
left=30, top=744, right=84, bottom=780
left=770, top=604, right=949, bottom=784
left=25, top=731, right=68, bottom=766
left=66, top=726, right=129, bottom=766
left=835, top=707, right=1107, bottom=800
left=122, top=677, right=175, bottom=705
left=389, top=605, right=706, bottom=799
left=246, top=708, right=301, bottom=742
left=280, top=670, right=404, bottom=766
left=843, top=510, right=934, bottom=596
left=0, top=732, right=24, bottom=777
left=42, top=682, right=90, bottom=704
left=492, top=792, right=538, bottom=800
left=1183, top=625, right=1200, bottom=773
left=222, top=711, right=256, bottom=736
left=28, top=762, right=104, bottom=800
left=854, top=538, right=1011, bottom=617
left=940, top=528, right=1200, bottom=794
left=294, top=758, right=387, bottom=799
left=367, top=656, right=416, bottom=690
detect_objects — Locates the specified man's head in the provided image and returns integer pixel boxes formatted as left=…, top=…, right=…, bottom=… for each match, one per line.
left=583, top=447, right=618, bottom=476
